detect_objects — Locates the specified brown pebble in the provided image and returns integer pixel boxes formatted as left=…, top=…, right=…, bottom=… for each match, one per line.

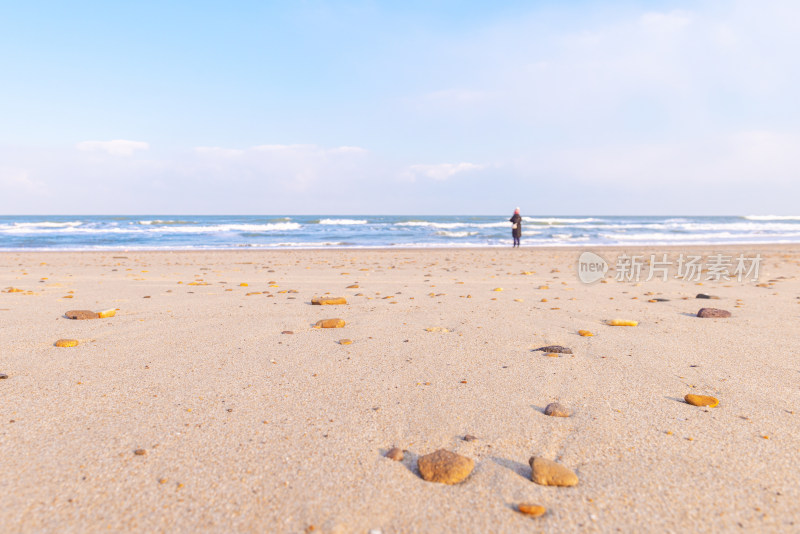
left=65, top=309, right=99, bottom=320
left=0, top=373, right=8, bottom=379
left=134, top=449, right=147, bottom=456
left=385, top=447, right=404, bottom=461
left=418, top=449, right=474, bottom=484
left=697, top=308, right=731, bottom=318
left=517, top=503, right=546, bottom=517
left=529, top=456, right=578, bottom=486
left=534, top=345, right=572, bottom=354
left=311, top=296, right=347, bottom=305
left=544, top=402, right=570, bottom=417
left=281, top=331, right=294, bottom=335
left=463, top=434, right=477, bottom=441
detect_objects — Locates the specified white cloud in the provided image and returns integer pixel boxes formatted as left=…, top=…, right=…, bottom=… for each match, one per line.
left=407, top=162, right=484, bottom=181
left=76, top=140, right=149, bottom=156
left=640, top=10, right=693, bottom=33
left=0, top=167, right=47, bottom=195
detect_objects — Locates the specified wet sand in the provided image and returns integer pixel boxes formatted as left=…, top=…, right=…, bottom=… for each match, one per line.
left=1, top=245, right=799, bottom=533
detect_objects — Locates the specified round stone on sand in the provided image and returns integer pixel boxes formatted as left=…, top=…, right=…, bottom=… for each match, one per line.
left=385, top=447, right=403, bottom=461
left=315, top=319, right=345, bottom=328
left=418, top=449, right=474, bottom=484
left=65, top=310, right=99, bottom=320
left=517, top=503, right=546, bottom=517
left=697, top=308, right=731, bottom=318
left=685, top=394, right=719, bottom=407
left=55, top=339, right=79, bottom=347
left=529, top=456, right=578, bottom=486
left=544, top=402, right=570, bottom=417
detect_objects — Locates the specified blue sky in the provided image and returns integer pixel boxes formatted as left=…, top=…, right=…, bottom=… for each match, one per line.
left=1, top=0, right=799, bottom=215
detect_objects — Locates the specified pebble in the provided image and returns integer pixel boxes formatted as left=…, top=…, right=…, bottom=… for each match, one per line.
left=311, top=296, right=347, bottom=305
left=0, top=373, right=8, bottom=379
left=696, top=293, right=720, bottom=299
left=134, top=449, right=147, bottom=456
left=281, top=331, right=294, bottom=335
left=463, top=434, right=477, bottom=441
left=425, top=327, right=449, bottom=333
left=65, top=309, right=99, bottom=320
left=607, top=319, right=638, bottom=326
left=54, top=339, right=79, bottom=348
left=315, top=319, right=345, bottom=328
left=534, top=345, right=572, bottom=354
left=578, top=330, right=593, bottom=336
left=418, top=449, right=474, bottom=484
left=697, top=308, right=731, bottom=318
left=529, top=456, right=578, bottom=486
left=517, top=503, right=547, bottom=517
left=338, top=339, right=353, bottom=345
left=385, top=447, right=404, bottom=461
left=685, top=394, right=719, bottom=407
left=544, top=402, right=570, bottom=417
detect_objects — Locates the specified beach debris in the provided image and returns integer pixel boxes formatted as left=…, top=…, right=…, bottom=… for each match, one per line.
left=425, top=327, right=450, bottom=333
left=54, top=339, right=79, bottom=348
left=65, top=310, right=100, bottom=320
left=578, top=330, right=593, bottom=336
left=685, top=394, right=719, bottom=408
left=315, top=319, right=345, bottom=328
left=311, top=296, right=347, bottom=305
left=529, top=456, right=578, bottom=487
left=133, top=449, right=147, bottom=456
left=533, top=345, right=572, bottom=354
left=385, top=448, right=404, bottom=461
left=697, top=308, right=731, bottom=318
left=607, top=319, right=638, bottom=326
left=517, top=503, right=547, bottom=518
left=338, top=339, right=353, bottom=345
left=544, top=402, right=570, bottom=417
left=418, top=449, right=474, bottom=484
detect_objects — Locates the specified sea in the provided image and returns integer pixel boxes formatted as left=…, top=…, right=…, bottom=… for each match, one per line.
left=1, top=215, right=799, bottom=251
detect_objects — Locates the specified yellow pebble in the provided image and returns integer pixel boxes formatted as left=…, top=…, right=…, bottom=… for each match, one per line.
left=608, top=319, right=638, bottom=326
left=684, top=394, right=719, bottom=408
left=578, top=330, right=594, bottom=336
left=55, top=339, right=79, bottom=347
left=517, top=503, right=546, bottom=517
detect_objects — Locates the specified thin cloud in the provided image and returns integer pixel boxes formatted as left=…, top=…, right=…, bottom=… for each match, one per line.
left=407, top=162, right=485, bottom=181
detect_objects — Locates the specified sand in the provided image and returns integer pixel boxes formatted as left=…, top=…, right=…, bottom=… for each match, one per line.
left=1, top=245, right=799, bottom=533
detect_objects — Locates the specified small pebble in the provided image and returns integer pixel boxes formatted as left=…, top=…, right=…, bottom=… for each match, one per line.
left=54, top=339, right=79, bottom=348
left=463, top=434, right=477, bottom=441
left=533, top=345, right=572, bottom=354
left=544, top=402, right=570, bottom=417
left=0, top=373, right=8, bottom=379
left=697, top=308, right=731, bottom=318
left=385, top=447, right=404, bottom=461
left=134, top=449, right=147, bottom=456
left=517, top=503, right=546, bottom=518
left=685, top=394, right=719, bottom=407
left=530, top=456, right=578, bottom=486
left=578, top=330, right=593, bottom=336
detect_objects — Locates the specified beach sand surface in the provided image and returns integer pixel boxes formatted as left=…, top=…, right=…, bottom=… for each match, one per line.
left=1, top=246, right=799, bottom=533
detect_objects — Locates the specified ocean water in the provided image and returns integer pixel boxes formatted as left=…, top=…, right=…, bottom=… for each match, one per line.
left=1, top=215, right=799, bottom=251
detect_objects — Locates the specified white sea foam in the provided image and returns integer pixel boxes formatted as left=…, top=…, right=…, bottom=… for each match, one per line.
left=317, top=218, right=368, bottom=225
left=523, top=217, right=599, bottom=224
left=9, top=221, right=83, bottom=228
left=743, top=215, right=800, bottom=221
left=435, top=231, right=479, bottom=237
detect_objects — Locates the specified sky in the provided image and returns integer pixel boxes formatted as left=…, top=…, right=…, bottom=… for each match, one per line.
left=1, top=0, right=799, bottom=215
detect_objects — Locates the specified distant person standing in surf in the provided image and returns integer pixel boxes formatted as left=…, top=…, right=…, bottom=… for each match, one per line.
left=510, top=207, right=522, bottom=247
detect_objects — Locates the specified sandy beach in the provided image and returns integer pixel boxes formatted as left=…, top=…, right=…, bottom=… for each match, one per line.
left=1, top=245, right=799, bottom=533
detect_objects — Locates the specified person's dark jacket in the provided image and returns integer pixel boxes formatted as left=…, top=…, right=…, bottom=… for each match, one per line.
left=510, top=213, right=522, bottom=238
